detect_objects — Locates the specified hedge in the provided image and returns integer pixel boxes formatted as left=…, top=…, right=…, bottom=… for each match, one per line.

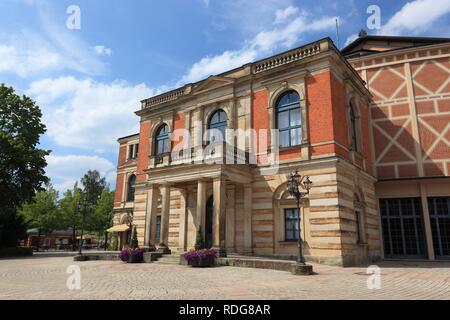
left=0, top=247, right=34, bottom=257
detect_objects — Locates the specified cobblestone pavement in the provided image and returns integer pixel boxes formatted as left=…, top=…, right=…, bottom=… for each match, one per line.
left=0, top=257, right=449, bottom=300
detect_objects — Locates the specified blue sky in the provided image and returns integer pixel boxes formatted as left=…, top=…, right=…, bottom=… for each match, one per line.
left=1, top=0, right=450, bottom=192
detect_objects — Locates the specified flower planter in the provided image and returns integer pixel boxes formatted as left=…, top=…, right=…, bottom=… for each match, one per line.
left=188, top=256, right=215, bottom=267
left=119, top=248, right=144, bottom=263
left=182, top=248, right=217, bottom=268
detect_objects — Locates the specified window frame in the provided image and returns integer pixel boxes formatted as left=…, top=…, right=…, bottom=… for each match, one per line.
left=349, top=103, right=359, bottom=152
left=284, top=208, right=299, bottom=241
left=126, top=174, right=136, bottom=202
left=207, top=109, right=228, bottom=144
left=154, top=124, right=170, bottom=156
left=275, top=90, right=302, bottom=148
left=155, top=215, right=161, bottom=241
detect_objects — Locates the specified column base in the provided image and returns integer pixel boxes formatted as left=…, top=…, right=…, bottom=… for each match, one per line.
left=219, top=247, right=227, bottom=258
left=291, top=263, right=314, bottom=275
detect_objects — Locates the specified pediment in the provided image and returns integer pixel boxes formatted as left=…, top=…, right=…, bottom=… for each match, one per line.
left=192, top=76, right=235, bottom=94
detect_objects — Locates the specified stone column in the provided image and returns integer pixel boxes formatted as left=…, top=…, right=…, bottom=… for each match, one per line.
left=178, top=189, right=188, bottom=252
left=226, top=185, right=236, bottom=252
left=144, top=184, right=159, bottom=248
left=196, top=179, right=206, bottom=235
left=213, top=177, right=227, bottom=257
left=158, top=184, right=171, bottom=253
left=243, top=183, right=253, bottom=254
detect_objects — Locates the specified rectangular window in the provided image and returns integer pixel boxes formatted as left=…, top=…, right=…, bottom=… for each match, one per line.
left=155, top=216, right=161, bottom=241
left=428, top=197, right=450, bottom=259
left=285, top=208, right=299, bottom=241
left=134, top=144, right=139, bottom=159
left=128, top=144, right=134, bottom=159
left=379, top=198, right=426, bottom=259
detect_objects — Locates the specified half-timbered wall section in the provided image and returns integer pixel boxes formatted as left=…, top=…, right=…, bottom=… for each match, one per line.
left=345, top=35, right=450, bottom=261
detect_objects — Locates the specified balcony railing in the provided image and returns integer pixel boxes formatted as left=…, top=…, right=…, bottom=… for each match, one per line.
left=149, top=142, right=252, bottom=169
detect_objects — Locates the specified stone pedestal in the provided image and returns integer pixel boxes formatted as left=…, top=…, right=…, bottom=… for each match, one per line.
left=291, top=263, right=314, bottom=275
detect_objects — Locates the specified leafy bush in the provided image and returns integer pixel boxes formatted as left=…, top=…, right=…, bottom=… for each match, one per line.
left=194, top=228, right=205, bottom=250
left=130, top=226, right=138, bottom=249
left=182, top=248, right=216, bottom=263
left=119, top=247, right=144, bottom=263
left=0, top=247, right=33, bottom=257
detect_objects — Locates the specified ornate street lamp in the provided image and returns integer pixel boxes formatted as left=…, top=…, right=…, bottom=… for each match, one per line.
left=287, top=171, right=313, bottom=275
left=77, top=196, right=88, bottom=256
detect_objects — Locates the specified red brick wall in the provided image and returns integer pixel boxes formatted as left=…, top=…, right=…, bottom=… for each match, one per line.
left=136, top=120, right=151, bottom=182
left=172, top=112, right=185, bottom=150
left=307, top=71, right=334, bottom=145
left=330, top=73, right=350, bottom=149
left=252, top=89, right=270, bottom=164
left=114, top=144, right=127, bottom=206
left=114, top=172, right=124, bottom=206
left=117, top=145, right=127, bottom=167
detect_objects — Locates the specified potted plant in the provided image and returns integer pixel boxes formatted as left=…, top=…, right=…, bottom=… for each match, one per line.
left=182, top=248, right=217, bottom=267
left=119, top=226, right=144, bottom=263
left=181, top=228, right=217, bottom=267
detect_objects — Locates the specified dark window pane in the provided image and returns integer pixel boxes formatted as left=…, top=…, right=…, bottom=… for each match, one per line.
left=379, top=198, right=426, bottom=258
left=155, top=216, right=161, bottom=241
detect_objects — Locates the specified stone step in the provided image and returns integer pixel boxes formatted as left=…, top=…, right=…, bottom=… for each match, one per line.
left=154, top=254, right=182, bottom=265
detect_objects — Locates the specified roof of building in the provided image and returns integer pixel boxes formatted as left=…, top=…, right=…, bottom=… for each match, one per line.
left=117, top=133, right=139, bottom=142
left=138, top=37, right=367, bottom=113
left=342, top=34, right=450, bottom=58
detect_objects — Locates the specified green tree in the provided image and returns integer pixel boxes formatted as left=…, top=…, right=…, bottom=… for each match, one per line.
left=59, top=182, right=83, bottom=251
left=87, top=188, right=114, bottom=234
left=0, top=84, right=50, bottom=248
left=19, top=185, right=60, bottom=250
left=80, top=170, right=106, bottom=208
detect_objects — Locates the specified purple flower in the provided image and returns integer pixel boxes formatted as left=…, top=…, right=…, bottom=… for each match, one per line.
left=119, top=248, right=144, bottom=263
left=182, top=248, right=217, bottom=262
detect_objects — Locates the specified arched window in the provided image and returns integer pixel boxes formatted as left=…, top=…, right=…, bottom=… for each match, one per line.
left=207, top=109, right=228, bottom=143
left=276, top=90, right=301, bottom=148
left=155, top=124, right=169, bottom=155
left=349, top=103, right=358, bottom=152
left=127, top=174, right=136, bottom=202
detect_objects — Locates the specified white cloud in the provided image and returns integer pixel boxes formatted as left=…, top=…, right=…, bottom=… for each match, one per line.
left=180, top=9, right=338, bottom=84
left=27, top=77, right=155, bottom=152
left=0, top=2, right=107, bottom=77
left=0, top=44, right=60, bottom=77
left=274, top=6, right=299, bottom=25
left=380, top=0, right=450, bottom=35
left=94, top=45, right=112, bottom=56
left=46, top=155, right=116, bottom=193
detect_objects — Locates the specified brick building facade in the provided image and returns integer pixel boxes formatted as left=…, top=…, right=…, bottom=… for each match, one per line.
left=113, top=35, right=450, bottom=266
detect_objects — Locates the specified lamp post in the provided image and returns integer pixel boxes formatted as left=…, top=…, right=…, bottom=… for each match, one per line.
left=286, top=171, right=313, bottom=275
left=77, top=196, right=88, bottom=256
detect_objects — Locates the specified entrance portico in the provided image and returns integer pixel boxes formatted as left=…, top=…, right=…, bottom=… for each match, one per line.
left=143, top=162, right=252, bottom=256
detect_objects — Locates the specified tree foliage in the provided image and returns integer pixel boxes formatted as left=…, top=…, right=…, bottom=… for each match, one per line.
left=19, top=185, right=60, bottom=238
left=81, top=170, right=106, bottom=208
left=0, top=84, right=50, bottom=248
left=87, top=187, right=114, bottom=234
